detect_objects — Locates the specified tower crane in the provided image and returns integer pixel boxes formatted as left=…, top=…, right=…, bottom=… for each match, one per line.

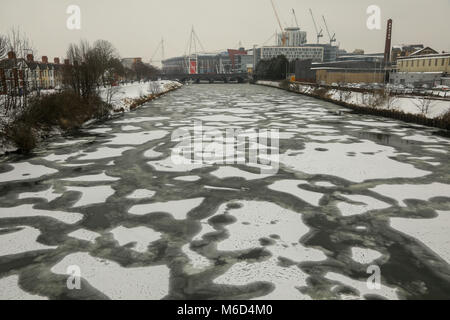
left=270, top=0, right=287, bottom=46
left=292, top=9, right=299, bottom=28
left=309, top=9, right=323, bottom=44
left=322, top=15, right=336, bottom=45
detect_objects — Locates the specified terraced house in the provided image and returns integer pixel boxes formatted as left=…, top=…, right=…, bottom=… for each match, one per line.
left=0, top=52, right=64, bottom=94
left=0, top=51, right=28, bottom=95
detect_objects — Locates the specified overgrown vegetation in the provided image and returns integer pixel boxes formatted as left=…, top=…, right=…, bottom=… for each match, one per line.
left=438, top=110, right=450, bottom=130
left=0, top=34, right=125, bottom=153
left=255, top=55, right=290, bottom=81
left=312, top=87, right=332, bottom=99
left=265, top=81, right=450, bottom=131
left=279, top=79, right=291, bottom=90
left=3, top=91, right=111, bottom=153
left=413, top=97, right=435, bottom=116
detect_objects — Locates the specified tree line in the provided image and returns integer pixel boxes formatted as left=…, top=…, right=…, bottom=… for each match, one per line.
left=0, top=28, right=160, bottom=114
left=254, top=55, right=291, bottom=81
left=0, top=28, right=161, bottom=152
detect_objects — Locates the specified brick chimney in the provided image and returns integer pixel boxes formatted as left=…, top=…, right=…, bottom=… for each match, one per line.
left=27, top=54, right=34, bottom=62
left=54, top=57, right=60, bottom=64
left=42, top=56, right=48, bottom=64
left=7, top=51, right=16, bottom=59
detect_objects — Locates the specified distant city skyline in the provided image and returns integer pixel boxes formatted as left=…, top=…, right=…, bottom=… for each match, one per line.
left=1, top=0, right=449, bottom=63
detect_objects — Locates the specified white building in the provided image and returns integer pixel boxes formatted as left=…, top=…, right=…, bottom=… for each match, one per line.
left=277, top=27, right=307, bottom=47
left=255, top=46, right=324, bottom=65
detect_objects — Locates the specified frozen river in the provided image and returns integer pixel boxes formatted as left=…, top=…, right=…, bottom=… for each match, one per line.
left=0, top=84, right=449, bottom=300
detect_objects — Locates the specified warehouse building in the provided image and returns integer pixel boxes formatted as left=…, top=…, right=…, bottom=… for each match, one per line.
left=390, top=50, right=450, bottom=87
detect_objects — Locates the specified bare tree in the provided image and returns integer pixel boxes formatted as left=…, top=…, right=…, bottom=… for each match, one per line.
left=149, top=81, right=161, bottom=95
left=338, top=89, right=352, bottom=102
left=64, top=40, right=102, bottom=99
left=413, top=97, right=434, bottom=116
left=64, top=39, right=125, bottom=99
left=383, top=90, right=398, bottom=110
left=103, top=57, right=124, bottom=86
left=105, top=86, right=119, bottom=105
left=92, top=40, right=119, bottom=86
left=6, top=27, right=35, bottom=59
left=367, top=92, right=385, bottom=108
left=134, top=61, right=160, bottom=81
left=1, top=28, right=35, bottom=115
left=0, top=34, right=7, bottom=59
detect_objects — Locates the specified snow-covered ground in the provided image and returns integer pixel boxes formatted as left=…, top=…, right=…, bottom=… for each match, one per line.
left=258, top=81, right=450, bottom=119
left=0, top=81, right=182, bottom=155
left=98, top=80, right=182, bottom=112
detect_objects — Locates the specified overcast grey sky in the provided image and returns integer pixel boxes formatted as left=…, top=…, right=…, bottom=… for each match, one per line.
left=1, top=0, right=449, bottom=63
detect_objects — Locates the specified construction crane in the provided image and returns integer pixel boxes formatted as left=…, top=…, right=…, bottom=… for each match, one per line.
left=322, top=15, right=336, bottom=45
left=262, top=32, right=278, bottom=46
left=309, top=8, right=323, bottom=44
left=271, top=0, right=287, bottom=46
left=292, top=9, right=299, bottom=28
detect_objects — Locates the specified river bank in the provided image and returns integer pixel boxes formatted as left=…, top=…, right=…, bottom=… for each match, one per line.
left=0, top=80, right=182, bottom=155
left=256, top=80, right=450, bottom=131
left=99, top=80, right=182, bottom=113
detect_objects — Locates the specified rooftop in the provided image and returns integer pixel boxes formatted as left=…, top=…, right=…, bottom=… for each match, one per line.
left=398, top=52, right=450, bottom=60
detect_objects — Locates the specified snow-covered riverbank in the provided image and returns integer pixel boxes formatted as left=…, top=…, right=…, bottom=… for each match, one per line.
left=0, top=80, right=182, bottom=155
left=98, top=80, right=182, bottom=112
left=257, top=80, right=450, bottom=120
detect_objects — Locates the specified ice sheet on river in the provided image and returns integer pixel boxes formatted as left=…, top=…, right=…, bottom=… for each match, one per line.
left=0, top=226, right=56, bottom=256
left=1, top=84, right=450, bottom=300
left=212, top=201, right=327, bottom=300
left=51, top=252, right=169, bottom=300
left=280, top=140, right=430, bottom=183
left=0, top=162, right=57, bottom=182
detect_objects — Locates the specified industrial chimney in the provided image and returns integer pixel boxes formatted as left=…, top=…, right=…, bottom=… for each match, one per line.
left=384, top=19, right=393, bottom=64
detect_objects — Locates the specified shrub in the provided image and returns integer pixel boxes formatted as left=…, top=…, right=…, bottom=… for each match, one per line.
left=313, top=87, right=331, bottom=99
left=5, top=90, right=112, bottom=153
left=439, top=110, right=450, bottom=130
left=22, top=91, right=111, bottom=130
left=280, top=79, right=291, bottom=90
left=4, top=121, right=38, bottom=153
left=367, top=92, right=385, bottom=109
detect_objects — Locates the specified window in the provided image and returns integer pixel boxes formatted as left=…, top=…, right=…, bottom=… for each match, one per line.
left=442, top=58, right=445, bottom=66
left=429, top=59, right=432, bottom=66
left=423, top=60, right=425, bottom=66
left=435, top=59, right=438, bottom=66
